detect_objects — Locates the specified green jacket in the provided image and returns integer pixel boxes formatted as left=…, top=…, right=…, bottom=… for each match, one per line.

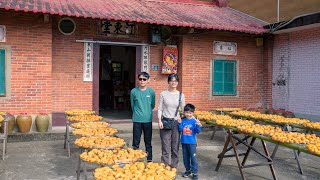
left=130, top=87, right=155, bottom=123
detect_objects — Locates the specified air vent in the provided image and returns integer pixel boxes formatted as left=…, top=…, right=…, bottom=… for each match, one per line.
left=58, top=18, right=76, bottom=35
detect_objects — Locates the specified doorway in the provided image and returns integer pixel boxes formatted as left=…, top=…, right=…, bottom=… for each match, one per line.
left=99, top=45, right=136, bottom=120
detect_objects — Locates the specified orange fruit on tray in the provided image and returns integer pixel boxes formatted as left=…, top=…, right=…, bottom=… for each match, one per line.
left=80, top=148, right=147, bottom=165
left=65, top=109, right=95, bottom=116
left=74, top=136, right=125, bottom=149
left=73, top=127, right=118, bottom=137
left=67, top=115, right=103, bottom=122
left=94, top=162, right=176, bottom=180
left=70, top=121, right=110, bottom=129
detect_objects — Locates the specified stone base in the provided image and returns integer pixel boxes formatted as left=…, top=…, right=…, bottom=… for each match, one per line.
left=7, top=131, right=65, bottom=143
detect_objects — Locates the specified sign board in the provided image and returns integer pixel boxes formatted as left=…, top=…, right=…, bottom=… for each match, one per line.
left=151, top=64, right=159, bottom=71
left=83, top=42, right=93, bottom=81
left=141, top=45, right=149, bottom=73
left=99, top=20, right=136, bottom=37
left=213, top=41, right=237, bottom=56
left=0, top=25, right=6, bottom=42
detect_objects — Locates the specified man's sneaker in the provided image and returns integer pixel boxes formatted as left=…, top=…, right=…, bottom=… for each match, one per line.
left=192, top=174, right=198, bottom=180
left=182, top=171, right=192, bottom=178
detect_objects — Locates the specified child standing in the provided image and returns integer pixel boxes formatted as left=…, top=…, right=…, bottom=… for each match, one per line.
left=178, top=104, right=201, bottom=180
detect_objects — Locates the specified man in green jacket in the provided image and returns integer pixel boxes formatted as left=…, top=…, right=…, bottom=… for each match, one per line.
left=130, top=72, right=155, bottom=162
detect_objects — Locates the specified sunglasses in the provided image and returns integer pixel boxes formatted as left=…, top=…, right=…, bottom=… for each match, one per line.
left=139, top=78, right=148, bottom=81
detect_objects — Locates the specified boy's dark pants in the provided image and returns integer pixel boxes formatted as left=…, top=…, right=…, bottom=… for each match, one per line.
left=132, top=122, right=152, bottom=161
left=182, top=143, right=198, bottom=174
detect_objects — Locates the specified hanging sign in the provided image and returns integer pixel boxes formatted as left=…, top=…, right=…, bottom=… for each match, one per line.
left=162, top=46, right=178, bottom=74
left=99, top=20, right=137, bottom=37
left=141, top=45, right=149, bottom=73
left=83, top=42, right=93, bottom=81
left=213, top=41, right=237, bottom=56
left=0, top=25, right=6, bottom=42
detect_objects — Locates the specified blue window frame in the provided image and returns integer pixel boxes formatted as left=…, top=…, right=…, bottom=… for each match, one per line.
left=213, top=60, right=237, bottom=96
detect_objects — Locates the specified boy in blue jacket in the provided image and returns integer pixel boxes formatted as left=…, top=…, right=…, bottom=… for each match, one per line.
left=178, top=103, right=201, bottom=180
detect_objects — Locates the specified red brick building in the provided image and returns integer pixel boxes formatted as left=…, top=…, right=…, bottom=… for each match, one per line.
left=0, top=0, right=271, bottom=127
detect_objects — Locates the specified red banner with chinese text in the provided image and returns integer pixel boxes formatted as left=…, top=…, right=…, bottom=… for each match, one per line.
left=162, top=46, right=178, bottom=74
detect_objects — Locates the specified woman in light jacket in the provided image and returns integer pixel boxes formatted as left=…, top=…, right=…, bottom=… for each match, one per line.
left=158, top=73, right=185, bottom=168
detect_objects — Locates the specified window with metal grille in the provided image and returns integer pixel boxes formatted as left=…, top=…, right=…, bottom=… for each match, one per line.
left=212, top=59, right=237, bottom=96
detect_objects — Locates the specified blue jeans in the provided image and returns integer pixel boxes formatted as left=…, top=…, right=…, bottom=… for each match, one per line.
left=182, top=143, right=198, bottom=174
left=132, top=122, right=152, bottom=161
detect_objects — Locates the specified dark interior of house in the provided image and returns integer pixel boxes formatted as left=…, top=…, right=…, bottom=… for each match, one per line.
left=99, top=45, right=136, bottom=112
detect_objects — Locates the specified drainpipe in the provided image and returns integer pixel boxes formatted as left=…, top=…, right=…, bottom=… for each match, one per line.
left=277, top=0, right=280, bottom=22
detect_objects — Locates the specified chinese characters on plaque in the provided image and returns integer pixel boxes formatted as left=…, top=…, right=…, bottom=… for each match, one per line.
left=99, top=20, right=136, bottom=37
left=141, top=45, right=149, bottom=73
left=83, top=42, right=93, bottom=81
left=213, top=41, right=237, bottom=56
left=162, top=46, right=178, bottom=74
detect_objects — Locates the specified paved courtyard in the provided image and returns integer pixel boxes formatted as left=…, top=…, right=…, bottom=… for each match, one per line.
left=0, top=123, right=320, bottom=180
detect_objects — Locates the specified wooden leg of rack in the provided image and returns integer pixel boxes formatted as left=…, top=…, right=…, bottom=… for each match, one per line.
left=215, top=131, right=231, bottom=171
left=230, top=133, right=246, bottom=180
left=242, top=137, right=256, bottom=166
left=261, top=139, right=277, bottom=180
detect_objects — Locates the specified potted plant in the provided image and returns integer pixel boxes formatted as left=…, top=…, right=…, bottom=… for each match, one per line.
left=35, top=112, right=50, bottom=132
left=16, top=112, right=32, bottom=133
left=0, top=112, right=15, bottom=134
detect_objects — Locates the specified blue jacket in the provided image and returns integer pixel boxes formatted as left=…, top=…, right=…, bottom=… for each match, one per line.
left=178, top=118, right=201, bottom=144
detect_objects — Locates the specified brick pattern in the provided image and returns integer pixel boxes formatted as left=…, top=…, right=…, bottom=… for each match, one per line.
left=263, top=36, right=274, bottom=107
left=272, top=34, right=290, bottom=109
left=51, top=17, right=150, bottom=113
left=0, top=10, right=272, bottom=124
left=272, top=27, right=320, bottom=117
left=180, top=32, right=269, bottom=110
left=0, top=10, right=52, bottom=114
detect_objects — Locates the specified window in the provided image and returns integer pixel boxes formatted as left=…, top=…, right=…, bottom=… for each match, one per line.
left=0, top=46, right=11, bottom=98
left=58, top=17, right=76, bottom=35
left=212, top=59, right=237, bottom=96
left=0, top=49, right=5, bottom=96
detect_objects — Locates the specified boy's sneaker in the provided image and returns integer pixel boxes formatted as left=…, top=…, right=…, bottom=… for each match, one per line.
left=192, top=174, right=198, bottom=180
left=182, top=171, right=192, bottom=178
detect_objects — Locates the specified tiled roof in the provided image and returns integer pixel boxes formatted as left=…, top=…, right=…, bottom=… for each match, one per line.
left=0, top=0, right=268, bottom=34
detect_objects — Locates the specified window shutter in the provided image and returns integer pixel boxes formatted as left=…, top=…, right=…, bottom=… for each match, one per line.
left=223, top=61, right=236, bottom=95
left=0, top=49, right=5, bottom=95
left=213, top=60, right=237, bottom=96
left=213, top=60, right=223, bottom=95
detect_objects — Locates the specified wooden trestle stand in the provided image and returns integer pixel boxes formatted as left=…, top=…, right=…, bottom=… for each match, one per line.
left=215, top=129, right=277, bottom=180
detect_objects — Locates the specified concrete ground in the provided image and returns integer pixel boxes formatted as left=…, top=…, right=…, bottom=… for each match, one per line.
left=0, top=122, right=320, bottom=180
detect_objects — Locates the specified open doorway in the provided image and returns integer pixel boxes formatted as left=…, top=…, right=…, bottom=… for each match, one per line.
left=99, top=45, right=136, bottom=120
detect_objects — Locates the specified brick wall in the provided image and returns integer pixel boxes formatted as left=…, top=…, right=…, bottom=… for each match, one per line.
left=0, top=10, right=273, bottom=125
left=272, top=27, right=320, bottom=120
left=263, top=36, right=274, bottom=107
left=180, top=32, right=269, bottom=110
left=0, top=10, right=52, bottom=114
